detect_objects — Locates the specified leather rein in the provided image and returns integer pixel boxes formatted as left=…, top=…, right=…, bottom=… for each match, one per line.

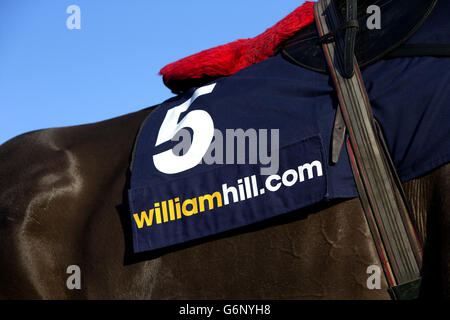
left=314, top=0, right=424, bottom=299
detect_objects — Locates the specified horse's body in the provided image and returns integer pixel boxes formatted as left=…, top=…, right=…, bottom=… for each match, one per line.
left=0, top=106, right=448, bottom=299
left=1, top=0, right=449, bottom=300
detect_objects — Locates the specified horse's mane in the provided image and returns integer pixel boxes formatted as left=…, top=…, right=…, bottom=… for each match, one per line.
left=159, top=1, right=315, bottom=93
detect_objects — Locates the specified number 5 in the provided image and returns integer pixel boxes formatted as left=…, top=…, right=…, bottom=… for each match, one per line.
left=153, top=83, right=216, bottom=174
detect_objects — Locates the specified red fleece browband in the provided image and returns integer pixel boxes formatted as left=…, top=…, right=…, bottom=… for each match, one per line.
left=159, top=1, right=315, bottom=91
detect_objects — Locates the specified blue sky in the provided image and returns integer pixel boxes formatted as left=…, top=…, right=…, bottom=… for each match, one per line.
left=0, top=0, right=306, bottom=144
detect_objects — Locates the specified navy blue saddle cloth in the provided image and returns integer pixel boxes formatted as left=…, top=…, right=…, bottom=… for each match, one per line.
left=128, top=6, right=450, bottom=254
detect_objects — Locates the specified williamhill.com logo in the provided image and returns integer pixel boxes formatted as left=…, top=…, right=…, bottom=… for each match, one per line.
left=133, top=160, right=323, bottom=229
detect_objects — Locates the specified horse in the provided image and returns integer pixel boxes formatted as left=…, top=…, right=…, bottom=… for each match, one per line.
left=0, top=0, right=449, bottom=299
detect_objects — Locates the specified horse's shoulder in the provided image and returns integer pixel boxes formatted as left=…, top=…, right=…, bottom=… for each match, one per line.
left=0, top=128, right=74, bottom=230
left=0, top=107, right=153, bottom=230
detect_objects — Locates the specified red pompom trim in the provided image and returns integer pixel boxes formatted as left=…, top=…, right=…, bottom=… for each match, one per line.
left=159, top=1, right=315, bottom=91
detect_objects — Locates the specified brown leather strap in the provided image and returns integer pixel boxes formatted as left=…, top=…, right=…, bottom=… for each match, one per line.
left=314, top=0, right=423, bottom=299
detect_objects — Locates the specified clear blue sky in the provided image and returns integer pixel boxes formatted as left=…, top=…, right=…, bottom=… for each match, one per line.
left=0, top=0, right=306, bottom=144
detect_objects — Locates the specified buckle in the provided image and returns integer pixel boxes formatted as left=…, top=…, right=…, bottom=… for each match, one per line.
left=318, top=19, right=360, bottom=44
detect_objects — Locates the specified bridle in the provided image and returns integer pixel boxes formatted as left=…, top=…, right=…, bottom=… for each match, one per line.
left=315, top=0, right=424, bottom=299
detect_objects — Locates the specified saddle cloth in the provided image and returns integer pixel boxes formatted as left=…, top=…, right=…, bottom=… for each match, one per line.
left=128, top=1, right=450, bottom=254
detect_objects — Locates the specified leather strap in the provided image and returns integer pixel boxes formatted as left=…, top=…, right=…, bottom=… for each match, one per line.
left=331, top=107, right=346, bottom=164
left=343, top=0, right=358, bottom=78
left=314, top=0, right=424, bottom=299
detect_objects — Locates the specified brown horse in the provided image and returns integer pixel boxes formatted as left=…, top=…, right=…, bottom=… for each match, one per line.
left=0, top=105, right=448, bottom=299
left=0, top=0, right=449, bottom=299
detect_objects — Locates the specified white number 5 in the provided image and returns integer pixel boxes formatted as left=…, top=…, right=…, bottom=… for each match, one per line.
left=153, top=83, right=216, bottom=174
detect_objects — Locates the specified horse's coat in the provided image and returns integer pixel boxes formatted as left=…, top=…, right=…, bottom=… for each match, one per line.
left=130, top=50, right=450, bottom=253
left=0, top=0, right=449, bottom=299
left=0, top=107, right=449, bottom=299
